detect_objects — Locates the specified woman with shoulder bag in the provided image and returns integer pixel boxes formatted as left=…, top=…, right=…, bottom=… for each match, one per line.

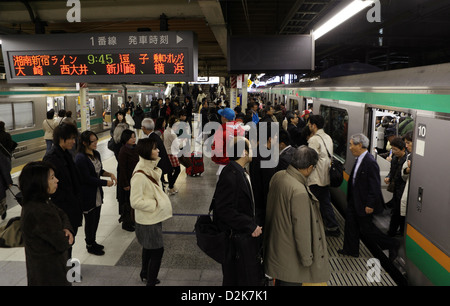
left=130, top=137, right=173, bottom=286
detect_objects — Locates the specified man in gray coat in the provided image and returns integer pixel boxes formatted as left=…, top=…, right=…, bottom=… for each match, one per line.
left=264, top=146, right=330, bottom=285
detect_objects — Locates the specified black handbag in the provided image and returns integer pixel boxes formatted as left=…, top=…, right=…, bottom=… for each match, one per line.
left=107, top=137, right=115, bottom=151
left=194, top=198, right=227, bottom=264
left=318, top=134, right=344, bottom=188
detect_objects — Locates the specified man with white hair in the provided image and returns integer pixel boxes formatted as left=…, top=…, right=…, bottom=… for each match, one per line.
left=339, top=133, right=399, bottom=262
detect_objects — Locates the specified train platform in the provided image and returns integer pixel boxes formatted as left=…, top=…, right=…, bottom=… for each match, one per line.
left=0, top=134, right=397, bottom=286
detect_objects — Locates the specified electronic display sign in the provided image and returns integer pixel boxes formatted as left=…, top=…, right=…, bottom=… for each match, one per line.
left=1, top=31, right=198, bottom=83
left=228, top=35, right=313, bottom=73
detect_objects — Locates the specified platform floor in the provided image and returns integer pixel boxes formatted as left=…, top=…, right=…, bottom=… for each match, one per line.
left=0, top=134, right=396, bottom=286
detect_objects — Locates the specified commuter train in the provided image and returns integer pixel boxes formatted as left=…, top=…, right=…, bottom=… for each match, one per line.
left=0, top=81, right=165, bottom=158
left=252, top=63, right=450, bottom=286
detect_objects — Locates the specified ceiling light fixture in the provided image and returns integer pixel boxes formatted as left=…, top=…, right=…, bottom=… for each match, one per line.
left=313, top=0, right=375, bottom=40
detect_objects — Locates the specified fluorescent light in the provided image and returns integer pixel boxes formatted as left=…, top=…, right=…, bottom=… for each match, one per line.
left=313, top=0, right=375, bottom=40
left=0, top=40, right=2, bottom=45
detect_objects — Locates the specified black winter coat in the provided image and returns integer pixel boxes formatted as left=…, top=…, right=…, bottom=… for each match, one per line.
left=213, top=161, right=263, bottom=286
left=43, top=145, right=83, bottom=229
left=249, top=152, right=276, bottom=227
left=21, top=200, right=73, bottom=286
left=74, top=151, right=107, bottom=212
left=213, top=161, right=258, bottom=235
left=133, top=108, right=145, bottom=129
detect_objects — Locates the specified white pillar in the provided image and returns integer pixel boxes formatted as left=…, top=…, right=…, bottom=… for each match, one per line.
left=241, top=74, right=248, bottom=111
left=79, top=83, right=89, bottom=131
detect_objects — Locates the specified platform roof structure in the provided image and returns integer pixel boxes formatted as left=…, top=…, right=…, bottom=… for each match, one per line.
left=0, top=0, right=449, bottom=79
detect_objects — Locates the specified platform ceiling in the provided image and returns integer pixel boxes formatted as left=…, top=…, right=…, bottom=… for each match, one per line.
left=0, top=0, right=450, bottom=80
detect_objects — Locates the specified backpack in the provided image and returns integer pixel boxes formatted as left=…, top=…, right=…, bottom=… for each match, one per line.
left=0, top=217, right=24, bottom=248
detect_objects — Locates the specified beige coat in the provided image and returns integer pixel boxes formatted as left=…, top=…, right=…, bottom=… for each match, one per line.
left=130, top=157, right=173, bottom=225
left=308, top=129, right=333, bottom=186
left=42, top=119, right=57, bottom=140
left=264, top=165, right=330, bottom=284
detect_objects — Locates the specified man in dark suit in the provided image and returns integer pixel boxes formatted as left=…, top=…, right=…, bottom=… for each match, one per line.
left=338, top=133, right=399, bottom=261
left=213, top=136, right=263, bottom=286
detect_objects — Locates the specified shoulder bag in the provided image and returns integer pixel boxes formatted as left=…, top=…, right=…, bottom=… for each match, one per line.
left=133, top=170, right=159, bottom=187
left=317, top=134, right=344, bottom=188
left=194, top=197, right=228, bottom=264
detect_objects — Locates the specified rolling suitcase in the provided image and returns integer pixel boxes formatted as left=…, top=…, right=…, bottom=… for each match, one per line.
left=186, top=152, right=204, bottom=177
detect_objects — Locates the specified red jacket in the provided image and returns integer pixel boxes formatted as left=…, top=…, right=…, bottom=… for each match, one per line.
left=211, top=121, right=245, bottom=165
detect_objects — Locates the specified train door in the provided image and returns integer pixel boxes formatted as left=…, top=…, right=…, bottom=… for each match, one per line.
left=102, top=95, right=112, bottom=126
left=405, top=114, right=450, bottom=285
left=287, top=96, right=302, bottom=114
left=305, top=97, right=313, bottom=112
left=368, top=107, right=414, bottom=228
left=367, top=106, right=416, bottom=279
left=316, top=98, right=364, bottom=213
left=47, top=96, right=65, bottom=114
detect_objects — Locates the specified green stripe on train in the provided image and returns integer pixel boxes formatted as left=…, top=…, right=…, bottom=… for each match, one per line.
left=12, top=117, right=104, bottom=142
left=405, top=235, right=450, bottom=286
left=275, top=89, right=450, bottom=114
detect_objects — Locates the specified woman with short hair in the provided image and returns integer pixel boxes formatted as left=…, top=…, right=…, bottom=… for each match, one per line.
left=19, top=161, right=74, bottom=286
left=131, top=137, right=173, bottom=286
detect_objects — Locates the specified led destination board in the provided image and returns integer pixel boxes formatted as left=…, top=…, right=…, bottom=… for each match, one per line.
left=12, top=51, right=186, bottom=77
left=1, top=32, right=198, bottom=83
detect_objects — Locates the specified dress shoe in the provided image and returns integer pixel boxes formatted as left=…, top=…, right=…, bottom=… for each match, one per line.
left=122, top=224, right=135, bottom=232
left=92, top=242, right=104, bottom=250
left=139, top=273, right=160, bottom=284
left=337, top=249, right=359, bottom=258
left=86, top=244, right=105, bottom=256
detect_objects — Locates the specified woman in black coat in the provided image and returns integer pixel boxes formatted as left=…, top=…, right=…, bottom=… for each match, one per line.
left=118, top=129, right=139, bottom=231
left=19, top=161, right=74, bottom=286
left=75, top=131, right=117, bottom=255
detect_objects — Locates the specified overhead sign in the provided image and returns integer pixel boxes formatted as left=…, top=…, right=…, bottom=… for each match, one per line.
left=228, top=35, right=314, bottom=73
left=1, top=31, right=198, bottom=83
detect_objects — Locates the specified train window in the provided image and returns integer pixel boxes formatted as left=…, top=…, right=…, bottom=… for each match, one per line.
left=46, top=97, right=53, bottom=112
left=0, top=104, right=13, bottom=130
left=13, top=102, right=34, bottom=129
left=0, top=102, right=34, bottom=130
left=320, top=105, right=349, bottom=161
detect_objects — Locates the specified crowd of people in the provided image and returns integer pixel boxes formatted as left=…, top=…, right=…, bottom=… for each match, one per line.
left=0, top=87, right=415, bottom=286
